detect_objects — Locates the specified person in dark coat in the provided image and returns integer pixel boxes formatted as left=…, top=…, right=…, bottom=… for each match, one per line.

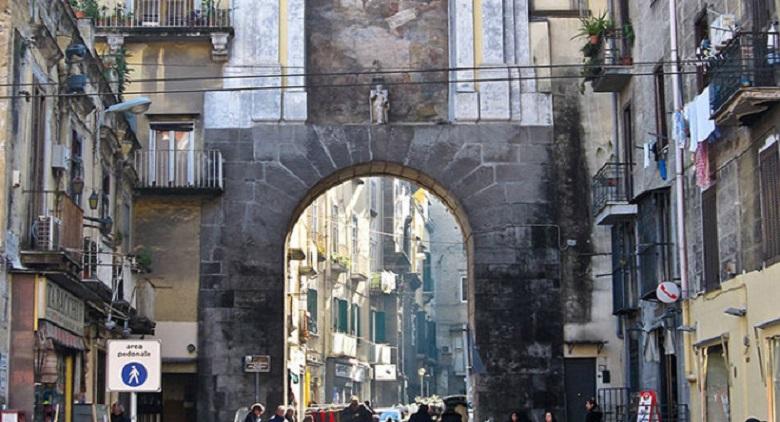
left=269, top=406, right=288, bottom=422
left=585, top=399, right=603, bottom=422
left=342, top=397, right=374, bottom=422
left=245, top=403, right=266, bottom=422
left=410, top=405, right=433, bottom=422
left=110, top=403, right=130, bottom=422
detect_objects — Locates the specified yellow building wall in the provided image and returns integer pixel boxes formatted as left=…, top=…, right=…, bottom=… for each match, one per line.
left=133, top=197, right=201, bottom=322
left=686, top=262, right=780, bottom=422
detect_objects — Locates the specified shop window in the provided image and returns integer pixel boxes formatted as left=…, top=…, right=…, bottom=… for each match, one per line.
left=702, top=186, right=721, bottom=291
left=760, top=139, right=780, bottom=263
left=705, top=345, right=730, bottom=422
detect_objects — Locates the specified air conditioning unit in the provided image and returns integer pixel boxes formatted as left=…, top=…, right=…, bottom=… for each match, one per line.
left=34, top=216, right=61, bottom=251
left=51, top=144, right=71, bottom=171
left=710, top=14, right=736, bottom=50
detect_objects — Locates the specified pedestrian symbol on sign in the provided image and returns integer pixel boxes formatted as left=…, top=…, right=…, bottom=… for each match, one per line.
left=121, top=362, right=148, bottom=387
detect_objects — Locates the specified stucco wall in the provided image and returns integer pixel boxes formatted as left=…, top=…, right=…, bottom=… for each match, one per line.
left=133, top=197, right=201, bottom=322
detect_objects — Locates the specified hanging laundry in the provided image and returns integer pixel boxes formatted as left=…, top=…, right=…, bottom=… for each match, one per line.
left=658, top=158, right=668, bottom=180
left=673, top=110, right=689, bottom=148
left=695, top=141, right=712, bottom=188
left=684, top=89, right=716, bottom=147
left=644, top=142, right=651, bottom=168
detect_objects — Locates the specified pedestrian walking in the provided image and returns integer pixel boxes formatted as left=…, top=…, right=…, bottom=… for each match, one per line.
left=245, top=403, right=266, bottom=422
left=269, top=406, right=288, bottom=422
left=584, top=399, right=603, bottom=422
left=409, top=405, right=433, bottom=422
left=286, top=407, right=298, bottom=422
left=110, top=403, right=130, bottom=422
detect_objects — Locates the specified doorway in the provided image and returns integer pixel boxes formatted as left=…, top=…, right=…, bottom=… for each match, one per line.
left=564, top=358, right=596, bottom=422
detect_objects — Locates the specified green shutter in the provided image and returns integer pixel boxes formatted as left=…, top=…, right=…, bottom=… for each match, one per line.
left=423, top=253, right=433, bottom=292
left=307, top=290, right=318, bottom=315
left=338, top=300, right=349, bottom=333
left=375, top=311, right=386, bottom=343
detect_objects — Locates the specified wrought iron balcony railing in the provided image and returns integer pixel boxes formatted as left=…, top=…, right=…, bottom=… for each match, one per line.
left=135, top=149, right=224, bottom=193
left=96, top=0, right=232, bottom=30
left=592, top=162, right=632, bottom=216
left=708, top=31, right=779, bottom=114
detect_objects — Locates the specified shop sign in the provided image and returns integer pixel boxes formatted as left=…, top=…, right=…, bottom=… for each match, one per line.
left=335, top=363, right=368, bottom=382
left=374, top=364, right=397, bottom=381
left=38, top=279, right=84, bottom=335
left=636, top=390, right=660, bottom=422
left=244, top=355, right=271, bottom=373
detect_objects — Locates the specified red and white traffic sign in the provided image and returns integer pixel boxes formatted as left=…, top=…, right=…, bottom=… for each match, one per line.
left=656, top=281, right=681, bottom=304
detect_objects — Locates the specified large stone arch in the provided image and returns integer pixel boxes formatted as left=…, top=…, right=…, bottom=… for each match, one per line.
left=198, top=124, right=563, bottom=421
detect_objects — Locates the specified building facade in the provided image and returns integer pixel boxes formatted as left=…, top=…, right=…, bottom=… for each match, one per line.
left=0, top=1, right=154, bottom=420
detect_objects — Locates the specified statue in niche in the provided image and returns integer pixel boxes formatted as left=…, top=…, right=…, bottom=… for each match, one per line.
left=369, top=83, right=389, bottom=124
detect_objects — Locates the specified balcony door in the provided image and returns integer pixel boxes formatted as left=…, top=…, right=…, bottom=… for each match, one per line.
left=149, top=122, right=195, bottom=187
left=135, top=0, right=195, bottom=26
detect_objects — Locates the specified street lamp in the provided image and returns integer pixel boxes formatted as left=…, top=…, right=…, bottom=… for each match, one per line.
left=417, top=367, right=426, bottom=397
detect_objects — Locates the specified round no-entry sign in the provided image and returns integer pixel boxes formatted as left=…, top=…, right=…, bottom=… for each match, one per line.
left=656, top=282, right=681, bottom=304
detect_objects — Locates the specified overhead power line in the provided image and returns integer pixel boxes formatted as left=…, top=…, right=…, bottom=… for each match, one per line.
left=0, top=68, right=731, bottom=100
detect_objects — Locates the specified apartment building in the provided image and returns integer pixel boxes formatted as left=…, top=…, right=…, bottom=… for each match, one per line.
left=0, top=1, right=154, bottom=420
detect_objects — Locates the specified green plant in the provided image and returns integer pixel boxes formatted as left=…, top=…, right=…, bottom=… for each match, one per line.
left=134, top=247, right=153, bottom=273
left=623, top=21, right=636, bottom=46
left=581, top=42, right=601, bottom=58
left=573, top=11, right=609, bottom=40
left=112, top=47, right=133, bottom=94
left=332, top=254, right=351, bottom=269
left=71, top=0, right=100, bottom=20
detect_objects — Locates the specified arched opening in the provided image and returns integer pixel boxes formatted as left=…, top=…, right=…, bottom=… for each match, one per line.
left=283, top=166, right=476, bottom=421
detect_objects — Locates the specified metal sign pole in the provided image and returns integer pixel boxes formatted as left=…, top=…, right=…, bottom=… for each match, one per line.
left=131, top=392, right=137, bottom=422
left=255, top=373, right=260, bottom=403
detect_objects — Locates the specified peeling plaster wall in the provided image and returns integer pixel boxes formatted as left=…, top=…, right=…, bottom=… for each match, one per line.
left=306, top=0, right=449, bottom=123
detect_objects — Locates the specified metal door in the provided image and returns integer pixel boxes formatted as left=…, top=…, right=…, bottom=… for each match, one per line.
left=565, top=358, right=597, bottom=422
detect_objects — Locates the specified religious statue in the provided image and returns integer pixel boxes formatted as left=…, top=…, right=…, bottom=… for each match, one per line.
left=369, top=83, right=389, bottom=124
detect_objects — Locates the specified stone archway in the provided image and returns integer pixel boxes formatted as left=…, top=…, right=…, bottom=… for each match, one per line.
left=198, top=124, right=563, bottom=421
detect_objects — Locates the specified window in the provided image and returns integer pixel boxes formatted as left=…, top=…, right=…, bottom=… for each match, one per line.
left=637, top=191, right=673, bottom=297
left=307, top=289, right=318, bottom=334
left=69, top=130, right=84, bottom=206
left=654, top=66, right=669, bottom=150
left=460, top=276, right=468, bottom=302
left=101, top=173, right=111, bottom=220
left=334, top=298, right=349, bottom=333
left=350, top=304, right=361, bottom=337
left=371, top=311, right=386, bottom=343
left=751, top=0, right=776, bottom=31
left=29, top=84, right=46, bottom=226
left=311, top=200, right=319, bottom=237
left=612, top=222, right=638, bottom=313
left=416, top=311, right=427, bottom=354
left=694, top=10, right=711, bottom=92
left=702, top=186, right=721, bottom=291
left=760, top=139, right=780, bottom=263
left=351, top=214, right=359, bottom=270
left=705, top=345, right=730, bottom=422
left=370, top=179, right=379, bottom=216
left=331, top=205, right=340, bottom=252
left=422, top=253, right=433, bottom=292
left=148, top=122, right=195, bottom=187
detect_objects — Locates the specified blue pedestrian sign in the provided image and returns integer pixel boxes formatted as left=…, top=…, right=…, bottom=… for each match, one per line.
left=107, top=340, right=161, bottom=392
left=121, top=362, right=148, bottom=387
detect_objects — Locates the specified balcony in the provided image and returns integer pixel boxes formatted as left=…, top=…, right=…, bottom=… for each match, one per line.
left=331, top=332, right=358, bottom=358
left=19, top=195, right=84, bottom=277
left=95, top=1, right=233, bottom=60
left=586, top=33, right=633, bottom=93
left=707, top=31, right=780, bottom=126
left=135, top=149, right=224, bottom=194
left=592, top=162, right=636, bottom=225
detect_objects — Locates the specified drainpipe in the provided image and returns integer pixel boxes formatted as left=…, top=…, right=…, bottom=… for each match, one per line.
left=668, top=0, right=695, bottom=386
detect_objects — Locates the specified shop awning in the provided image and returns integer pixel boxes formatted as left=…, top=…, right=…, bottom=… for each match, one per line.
left=38, top=320, right=86, bottom=351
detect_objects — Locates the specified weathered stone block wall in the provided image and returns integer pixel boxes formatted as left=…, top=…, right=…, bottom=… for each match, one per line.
left=306, top=0, right=449, bottom=123
left=198, top=124, right=569, bottom=421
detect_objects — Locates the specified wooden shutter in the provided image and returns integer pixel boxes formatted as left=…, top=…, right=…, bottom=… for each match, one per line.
left=702, top=186, right=721, bottom=291
left=760, top=142, right=780, bottom=263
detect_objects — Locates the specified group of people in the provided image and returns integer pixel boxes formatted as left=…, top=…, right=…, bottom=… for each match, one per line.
left=245, top=404, right=303, bottom=422
left=509, top=398, right=603, bottom=422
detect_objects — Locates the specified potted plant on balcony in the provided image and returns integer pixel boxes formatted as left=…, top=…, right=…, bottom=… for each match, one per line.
left=70, top=0, right=100, bottom=20
left=574, top=11, right=609, bottom=45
